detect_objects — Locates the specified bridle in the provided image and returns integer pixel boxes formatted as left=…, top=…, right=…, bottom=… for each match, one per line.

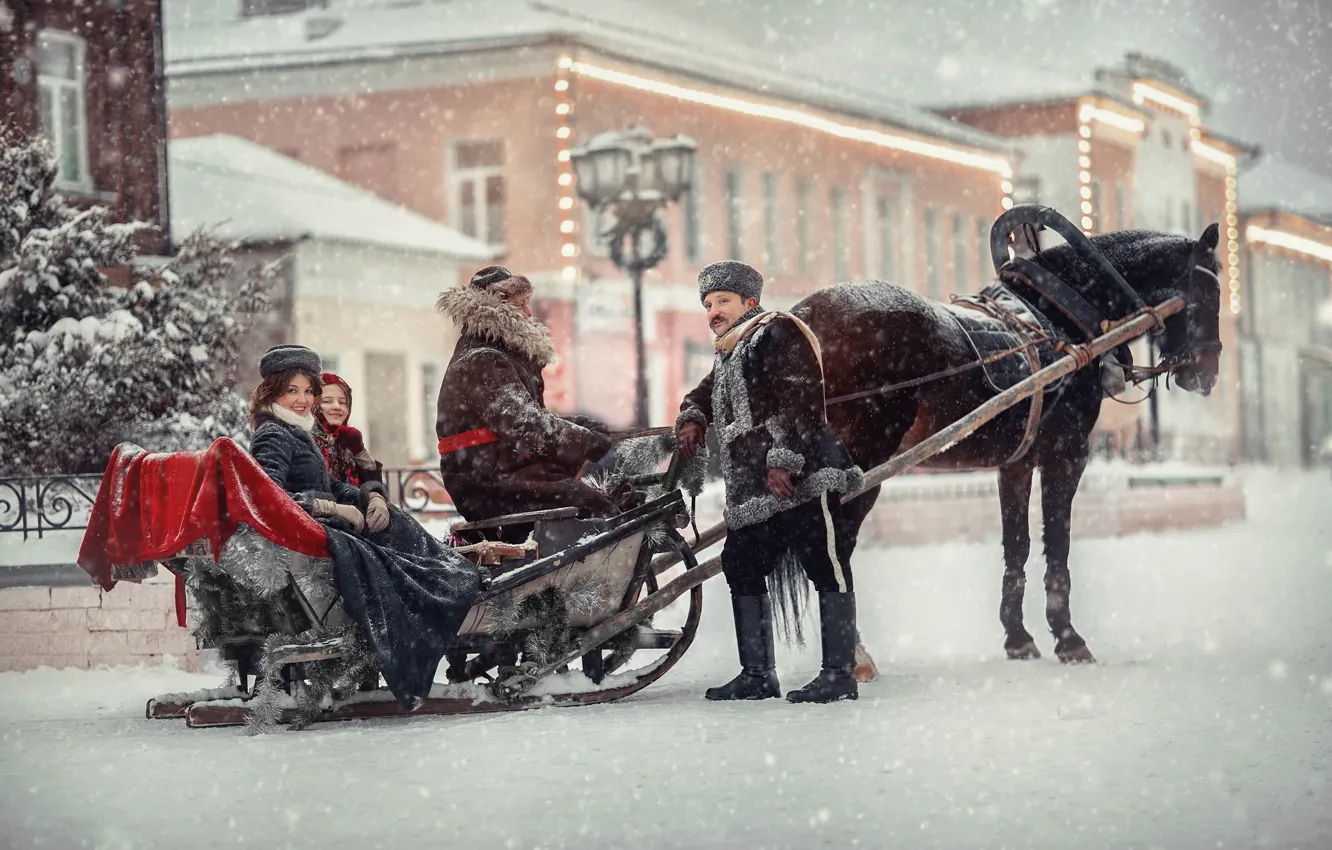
left=1125, top=264, right=1222, bottom=389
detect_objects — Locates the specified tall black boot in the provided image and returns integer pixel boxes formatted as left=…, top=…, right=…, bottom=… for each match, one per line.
left=705, top=594, right=781, bottom=701
left=786, top=591, right=859, bottom=703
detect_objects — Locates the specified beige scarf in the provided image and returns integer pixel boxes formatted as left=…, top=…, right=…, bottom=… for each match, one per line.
left=715, top=309, right=824, bottom=371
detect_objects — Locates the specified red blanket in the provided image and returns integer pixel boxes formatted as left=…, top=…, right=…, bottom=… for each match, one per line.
left=78, top=438, right=330, bottom=591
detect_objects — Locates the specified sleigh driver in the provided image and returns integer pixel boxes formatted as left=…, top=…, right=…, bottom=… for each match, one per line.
left=676, top=261, right=867, bottom=703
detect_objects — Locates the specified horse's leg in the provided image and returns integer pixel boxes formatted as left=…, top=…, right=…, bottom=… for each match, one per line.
left=834, top=485, right=883, bottom=683
left=1039, top=451, right=1096, bottom=663
left=998, top=459, right=1040, bottom=659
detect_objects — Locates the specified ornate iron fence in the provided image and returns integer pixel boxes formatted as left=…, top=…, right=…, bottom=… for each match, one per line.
left=0, top=468, right=457, bottom=543
left=0, top=475, right=104, bottom=540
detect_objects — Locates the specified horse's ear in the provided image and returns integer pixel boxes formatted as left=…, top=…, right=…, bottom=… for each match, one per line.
left=1200, top=223, right=1220, bottom=251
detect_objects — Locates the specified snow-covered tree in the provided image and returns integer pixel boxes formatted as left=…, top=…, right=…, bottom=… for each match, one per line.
left=0, top=131, right=274, bottom=475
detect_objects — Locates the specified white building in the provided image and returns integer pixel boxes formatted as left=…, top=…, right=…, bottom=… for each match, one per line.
left=169, top=133, right=496, bottom=467
left=1237, top=157, right=1332, bottom=467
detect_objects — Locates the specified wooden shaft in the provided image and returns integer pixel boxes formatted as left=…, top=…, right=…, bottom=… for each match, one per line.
left=844, top=297, right=1183, bottom=500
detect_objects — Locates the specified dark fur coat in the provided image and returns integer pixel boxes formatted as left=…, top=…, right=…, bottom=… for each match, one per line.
left=435, top=286, right=614, bottom=521
left=677, top=311, right=863, bottom=529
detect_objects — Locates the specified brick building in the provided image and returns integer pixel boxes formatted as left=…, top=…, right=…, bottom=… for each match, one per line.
left=942, top=53, right=1259, bottom=462
left=163, top=0, right=1014, bottom=432
left=1, top=0, right=169, bottom=256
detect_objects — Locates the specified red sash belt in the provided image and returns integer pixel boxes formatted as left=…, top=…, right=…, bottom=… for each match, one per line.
left=438, top=427, right=499, bottom=456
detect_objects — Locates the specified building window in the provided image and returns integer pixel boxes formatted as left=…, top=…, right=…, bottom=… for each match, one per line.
left=831, top=187, right=849, bottom=281
left=877, top=196, right=896, bottom=281
left=320, top=354, right=340, bottom=376
left=1012, top=176, right=1040, bottom=205
left=924, top=207, right=941, bottom=299
left=448, top=140, right=505, bottom=246
left=421, top=360, right=442, bottom=459
left=796, top=178, right=811, bottom=275
left=951, top=211, right=968, bottom=294
left=683, top=165, right=704, bottom=262
left=762, top=172, right=780, bottom=271
left=37, top=31, right=90, bottom=188
left=724, top=167, right=744, bottom=261
left=977, top=217, right=991, bottom=287
left=1115, top=184, right=1128, bottom=229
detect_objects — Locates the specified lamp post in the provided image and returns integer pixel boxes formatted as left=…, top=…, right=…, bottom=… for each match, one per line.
left=570, top=126, right=696, bottom=427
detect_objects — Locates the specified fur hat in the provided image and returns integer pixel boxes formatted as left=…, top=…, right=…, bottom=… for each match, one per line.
left=259, top=344, right=321, bottom=379
left=698, top=261, right=763, bottom=304
left=470, top=265, right=533, bottom=298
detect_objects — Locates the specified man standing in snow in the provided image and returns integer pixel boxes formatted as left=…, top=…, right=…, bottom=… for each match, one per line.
left=675, top=261, right=865, bottom=703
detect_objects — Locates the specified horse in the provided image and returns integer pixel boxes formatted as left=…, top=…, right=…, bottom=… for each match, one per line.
left=791, top=208, right=1223, bottom=664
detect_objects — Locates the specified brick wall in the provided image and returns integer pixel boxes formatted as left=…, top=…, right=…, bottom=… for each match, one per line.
left=0, top=570, right=197, bottom=673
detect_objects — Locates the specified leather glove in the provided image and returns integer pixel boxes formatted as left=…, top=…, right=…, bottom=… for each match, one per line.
left=335, top=425, right=366, bottom=455
left=364, top=493, right=390, bottom=533
left=312, top=498, right=365, bottom=534
left=676, top=420, right=706, bottom=459
left=766, top=467, right=794, bottom=499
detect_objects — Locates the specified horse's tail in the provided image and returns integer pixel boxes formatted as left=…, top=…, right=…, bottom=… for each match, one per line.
left=767, top=548, right=811, bottom=647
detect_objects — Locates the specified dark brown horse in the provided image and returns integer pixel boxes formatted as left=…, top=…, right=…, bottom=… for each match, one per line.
left=792, top=210, right=1223, bottom=663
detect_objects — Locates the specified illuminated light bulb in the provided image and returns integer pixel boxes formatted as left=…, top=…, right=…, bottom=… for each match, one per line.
left=554, top=80, right=569, bottom=92
left=556, top=127, right=572, bottom=139
left=562, top=266, right=578, bottom=281
left=1247, top=226, right=1332, bottom=262
left=1227, top=226, right=1238, bottom=240
left=558, top=56, right=573, bottom=69
left=1080, top=200, right=1094, bottom=214
left=1000, top=196, right=1014, bottom=210
left=559, top=197, right=574, bottom=210
left=557, top=149, right=571, bottom=162
left=561, top=243, right=577, bottom=257
left=1001, top=180, right=1013, bottom=194
left=1081, top=216, right=1095, bottom=229
left=1079, top=170, right=1092, bottom=183
left=1078, top=155, right=1091, bottom=168
left=1078, top=125, right=1092, bottom=139
left=560, top=220, right=575, bottom=233
left=1080, top=186, right=1093, bottom=200
left=1078, top=140, right=1091, bottom=153
left=558, top=173, right=573, bottom=186
left=555, top=103, right=571, bottom=115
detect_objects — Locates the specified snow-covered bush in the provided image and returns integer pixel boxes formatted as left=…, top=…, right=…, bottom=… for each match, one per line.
left=0, top=131, right=274, bottom=474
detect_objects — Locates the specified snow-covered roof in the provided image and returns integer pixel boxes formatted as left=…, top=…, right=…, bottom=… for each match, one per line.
left=1240, top=157, right=1332, bottom=224
left=162, top=0, right=1011, bottom=155
left=168, top=134, right=496, bottom=258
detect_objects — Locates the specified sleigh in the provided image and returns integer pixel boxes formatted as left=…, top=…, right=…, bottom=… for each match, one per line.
left=78, top=441, right=709, bottom=730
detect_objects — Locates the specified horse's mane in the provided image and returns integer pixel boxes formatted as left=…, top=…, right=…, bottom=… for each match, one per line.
left=1028, top=229, right=1197, bottom=315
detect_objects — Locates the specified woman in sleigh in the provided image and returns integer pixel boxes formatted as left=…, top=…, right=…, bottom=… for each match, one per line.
left=234, top=344, right=481, bottom=712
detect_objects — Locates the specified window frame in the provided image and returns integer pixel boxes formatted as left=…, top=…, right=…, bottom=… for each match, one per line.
left=446, top=140, right=506, bottom=248
left=36, top=29, right=91, bottom=191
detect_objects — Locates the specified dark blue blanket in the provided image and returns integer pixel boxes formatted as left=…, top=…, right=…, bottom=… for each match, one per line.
left=324, top=506, right=481, bottom=707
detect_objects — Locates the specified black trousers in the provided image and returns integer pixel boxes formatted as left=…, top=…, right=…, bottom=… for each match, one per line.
left=721, top=492, right=856, bottom=596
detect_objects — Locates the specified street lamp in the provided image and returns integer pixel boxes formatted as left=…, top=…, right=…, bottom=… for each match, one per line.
left=570, top=125, right=696, bottom=427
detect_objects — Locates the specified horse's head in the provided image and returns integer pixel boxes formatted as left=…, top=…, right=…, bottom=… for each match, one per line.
left=1134, top=224, right=1223, bottom=396
left=1034, top=223, right=1224, bottom=396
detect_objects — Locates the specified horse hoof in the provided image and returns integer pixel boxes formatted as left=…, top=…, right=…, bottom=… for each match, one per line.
left=1005, top=642, right=1042, bottom=660
left=1057, top=645, right=1096, bottom=664
left=854, top=643, right=880, bottom=683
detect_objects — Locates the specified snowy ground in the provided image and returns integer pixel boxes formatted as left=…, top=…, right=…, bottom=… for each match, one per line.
left=2, top=469, right=1330, bottom=850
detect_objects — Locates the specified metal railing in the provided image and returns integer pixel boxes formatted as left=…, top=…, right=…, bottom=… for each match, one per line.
left=0, top=467, right=457, bottom=542
left=0, top=475, right=104, bottom=540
